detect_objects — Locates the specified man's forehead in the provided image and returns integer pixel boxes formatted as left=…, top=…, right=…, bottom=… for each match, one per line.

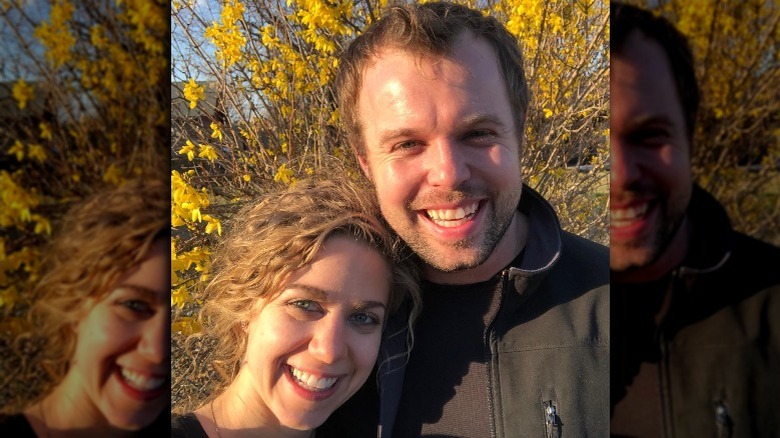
left=360, top=30, right=494, bottom=75
left=613, top=32, right=684, bottom=118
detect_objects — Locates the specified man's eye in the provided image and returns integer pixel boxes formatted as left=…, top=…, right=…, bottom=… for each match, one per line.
left=465, top=129, right=494, bottom=140
left=393, top=140, right=422, bottom=151
left=631, top=128, right=669, bottom=146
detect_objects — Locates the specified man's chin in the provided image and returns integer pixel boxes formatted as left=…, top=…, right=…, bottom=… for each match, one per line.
left=610, top=243, right=657, bottom=273
left=420, top=249, right=489, bottom=274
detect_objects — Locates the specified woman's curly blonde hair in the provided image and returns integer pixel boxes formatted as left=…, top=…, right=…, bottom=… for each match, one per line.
left=182, top=174, right=421, bottom=410
left=15, top=178, right=169, bottom=406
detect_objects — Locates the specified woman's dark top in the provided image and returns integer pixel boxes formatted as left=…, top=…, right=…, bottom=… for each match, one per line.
left=171, top=412, right=208, bottom=438
left=0, top=413, right=37, bottom=437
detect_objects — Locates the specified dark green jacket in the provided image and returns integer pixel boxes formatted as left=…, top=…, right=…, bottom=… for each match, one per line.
left=320, top=185, right=610, bottom=437
left=612, top=186, right=780, bottom=437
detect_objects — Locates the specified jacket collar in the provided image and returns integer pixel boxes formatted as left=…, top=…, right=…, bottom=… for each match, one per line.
left=505, top=184, right=563, bottom=285
left=678, top=185, right=732, bottom=275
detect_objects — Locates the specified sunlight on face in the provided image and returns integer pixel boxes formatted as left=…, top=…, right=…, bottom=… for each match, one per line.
left=69, top=238, right=170, bottom=430
left=243, top=235, right=391, bottom=430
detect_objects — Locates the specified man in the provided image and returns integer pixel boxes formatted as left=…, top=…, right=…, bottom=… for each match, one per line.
left=319, top=2, right=609, bottom=437
left=610, top=3, right=780, bottom=437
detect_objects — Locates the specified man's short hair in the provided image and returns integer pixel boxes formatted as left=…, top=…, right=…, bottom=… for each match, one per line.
left=335, top=1, right=529, bottom=157
left=611, top=2, right=700, bottom=142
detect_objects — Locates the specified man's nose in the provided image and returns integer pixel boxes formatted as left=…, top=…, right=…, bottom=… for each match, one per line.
left=610, top=138, right=640, bottom=189
left=425, top=138, right=471, bottom=189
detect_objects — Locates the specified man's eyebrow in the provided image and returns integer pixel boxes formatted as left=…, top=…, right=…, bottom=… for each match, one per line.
left=377, top=127, right=419, bottom=147
left=377, top=114, right=508, bottom=146
left=632, top=114, right=675, bottom=128
left=460, top=113, right=508, bottom=129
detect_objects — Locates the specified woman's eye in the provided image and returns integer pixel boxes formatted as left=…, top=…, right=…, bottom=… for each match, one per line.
left=119, top=300, right=153, bottom=317
left=289, top=299, right=323, bottom=313
left=349, top=312, right=380, bottom=326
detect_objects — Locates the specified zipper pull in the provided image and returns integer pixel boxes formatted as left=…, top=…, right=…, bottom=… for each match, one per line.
left=714, top=400, right=733, bottom=438
left=543, top=401, right=561, bottom=438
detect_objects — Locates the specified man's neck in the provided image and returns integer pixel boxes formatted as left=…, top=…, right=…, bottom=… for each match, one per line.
left=424, top=211, right=529, bottom=285
left=613, top=215, right=691, bottom=284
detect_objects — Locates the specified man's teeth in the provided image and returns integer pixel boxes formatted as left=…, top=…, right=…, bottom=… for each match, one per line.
left=611, top=203, right=649, bottom=225
left=426, top=203, right=478, bottom=227
left=291, top=367, right=338, bottom=391
left=120, top=368, right=165, bottom=391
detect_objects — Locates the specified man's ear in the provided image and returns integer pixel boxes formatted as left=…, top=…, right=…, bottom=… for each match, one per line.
left=356, top=150, right=371, bottom=179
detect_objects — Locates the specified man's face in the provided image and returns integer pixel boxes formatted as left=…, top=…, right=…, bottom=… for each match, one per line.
left=610, top=30, right=693, bottom=272
left=356, top=31, right=523, bottom=280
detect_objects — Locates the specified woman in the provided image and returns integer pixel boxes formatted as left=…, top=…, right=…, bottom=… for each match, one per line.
left=0, top=178, right=170, bottom=436
left=171, top=175, right=420, bottom=437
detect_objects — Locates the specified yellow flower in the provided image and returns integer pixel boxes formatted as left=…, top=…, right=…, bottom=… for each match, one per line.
left=39, top=123, right=53, bottom=141
left=32, top=214, right=51, bottom=235
left=242, top=174, right=251, bottom=182
left=183, top=78, right=205, bottom=109
left=202, top=214, right=222, bottom=235
left=103, top=163, right=123, bottom=185
left=198, top=143, right=218, bottom=162
left=27, top=144, right=47, bottom=163
left=171, top=316, right=202, bottom=335
left=8, top=141, right=25, bottom=161
left=171, top=287, right=193, bottom=308
left=178, top=140, right=196, bottom=161
left=273, top=163, right=295, bottom=185
left=210, top=122, right=223, bottom=141
left=12, top=79, right=34, bottom=110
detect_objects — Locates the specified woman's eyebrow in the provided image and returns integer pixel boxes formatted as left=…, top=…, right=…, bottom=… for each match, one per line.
left=285, top=283, right=331, bottom=301
left=354, top=301, right=386, bottom=311
left=114, top=284, right=165, bottom=302
left=285, top=284, right=387, bottom=310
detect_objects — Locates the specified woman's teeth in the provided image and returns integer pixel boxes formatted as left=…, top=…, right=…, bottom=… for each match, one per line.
left=120, top=368, right=165, bottom=391
left=290, top=367, right=338, bottom=391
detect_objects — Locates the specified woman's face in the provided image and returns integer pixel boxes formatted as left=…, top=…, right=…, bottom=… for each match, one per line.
left=69, top=238, right=170, bottom=429
left=243, top=235, right=391, bottom=430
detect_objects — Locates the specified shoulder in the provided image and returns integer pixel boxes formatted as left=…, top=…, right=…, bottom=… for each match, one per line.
left=561, top=230, right=608, bottom=259
left=694, top=230, right=780, bottom=295
left=171, top=412, right=208, bottom=438
left=557, top=231, right=609, bottom=285
left=0, top=413, right=36, bottom=437
left=730, top=232, right=780, bottom=275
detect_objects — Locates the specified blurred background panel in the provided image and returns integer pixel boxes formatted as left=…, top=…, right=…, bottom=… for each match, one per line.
left=623, top=0, right=779, bottom=245
left=1, top=0, right=170, bottom=416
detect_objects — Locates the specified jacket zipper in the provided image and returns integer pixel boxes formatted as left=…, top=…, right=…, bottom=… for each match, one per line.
left=543, top=400, right=562, bottom=438
left=484, top=269, right=509, bottom=438
left=657, top=269, right=680, bottom=438
left=714, top=401, right=733, bottom=438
